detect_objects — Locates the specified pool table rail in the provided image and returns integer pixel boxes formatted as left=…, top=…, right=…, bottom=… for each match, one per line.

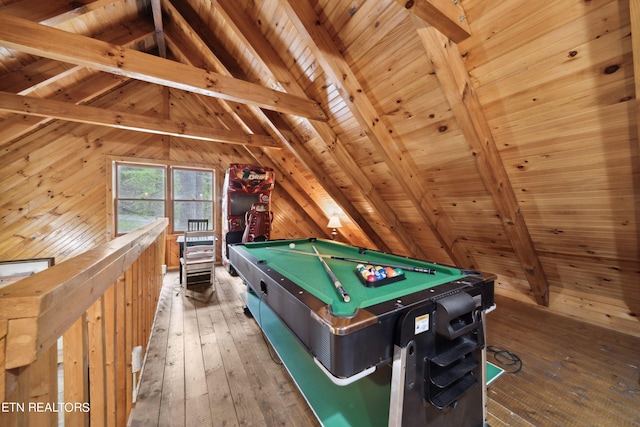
left=229, top=239, right=495, bottom=381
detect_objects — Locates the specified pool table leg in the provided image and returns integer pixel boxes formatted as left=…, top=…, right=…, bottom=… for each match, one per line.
left=388, top=343, right=411, bottom=427
left=481, top=310, right=488, bottom=426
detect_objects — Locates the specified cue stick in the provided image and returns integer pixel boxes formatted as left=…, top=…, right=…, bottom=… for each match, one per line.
left=312, top=246, right=351, bottom=303
left=266, top=247, right=436, bottom=274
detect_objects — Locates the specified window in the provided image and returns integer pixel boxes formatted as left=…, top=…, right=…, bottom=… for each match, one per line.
left=115, top=164, right=166, bottom=234
left=113, top=161, right=214, bottom=235
left=172, top=168, right=213, bottom=231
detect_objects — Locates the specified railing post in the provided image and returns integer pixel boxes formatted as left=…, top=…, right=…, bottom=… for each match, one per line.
left=63, top=315, right=88, bottom=427
left=87, top=296, right=106, bottom=426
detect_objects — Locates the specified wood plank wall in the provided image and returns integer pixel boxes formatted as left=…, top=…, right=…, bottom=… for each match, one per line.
left=0, top=75, right=638, bottom=337
left=204, top=0, right=638, bottom=336
left=457, top=0, right=639, bottom=337
left=0, top=79, right=330, bottom=268
left=0, top=0, right=637, bottom=340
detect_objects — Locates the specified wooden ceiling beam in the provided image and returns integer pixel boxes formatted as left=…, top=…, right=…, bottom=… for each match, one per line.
left=415, top=23, right=550, bottom=306
left=161, top=6, right=333, bottom=237
left=216, top=0, right=421, bottom=255
left=0, top=13, right=328, bottom=121
left=166, top=0, right=379, bottom=247
left=0, top=20, right=155, bottom=147
left=0, top=91, right=279, bottom=148
left=394, top=0, right=471, bottom=43
left=0, top=16, right=154, bottom=95
left=278, top=0, right=474, bottom=265
left=0, top=73, right=128, bottom=148
left=161, top=3, right=266, bottom=137
left=0, top=0, right=116, bottom=26
left=150, top=0, right=167, bottom=58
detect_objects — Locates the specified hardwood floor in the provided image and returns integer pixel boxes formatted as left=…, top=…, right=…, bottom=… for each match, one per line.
left=127, top=269, right=318, bottom=427
left=128, top=269, right=640, bottom=427
left=485, top=294, right=640, bottom=427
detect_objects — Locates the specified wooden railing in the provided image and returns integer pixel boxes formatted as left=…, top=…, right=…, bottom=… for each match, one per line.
left=0, top=218, right=168, bottom=426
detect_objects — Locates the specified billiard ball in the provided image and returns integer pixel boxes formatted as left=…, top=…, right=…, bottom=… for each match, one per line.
left=289, top=243, right=296, bottom=249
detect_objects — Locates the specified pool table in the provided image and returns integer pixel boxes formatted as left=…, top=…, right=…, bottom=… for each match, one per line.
left=229, top=238, right=496, bottom=427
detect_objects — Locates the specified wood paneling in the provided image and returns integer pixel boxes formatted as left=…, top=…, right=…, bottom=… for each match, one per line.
left=0, top=0, right=637, bottom=340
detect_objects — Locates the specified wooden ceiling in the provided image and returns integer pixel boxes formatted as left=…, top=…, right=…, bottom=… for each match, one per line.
left=0, top=0, right=638, bottom=336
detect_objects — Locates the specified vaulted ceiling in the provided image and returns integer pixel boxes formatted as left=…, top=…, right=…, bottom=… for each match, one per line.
left=0, top=0, right=638, bottom=336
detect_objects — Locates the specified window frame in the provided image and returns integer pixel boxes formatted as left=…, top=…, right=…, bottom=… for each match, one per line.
left=114, top=162, right=168, bottom=235
left=170, top=166, right=215, bottom=233
left=107, top=157, right=216, bottom=239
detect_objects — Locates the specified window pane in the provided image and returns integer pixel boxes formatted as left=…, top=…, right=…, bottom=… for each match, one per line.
left=173, top=169, right=213, bottom=200
left=117, top=200, right=165, bottom=233
left=117, top=165, right=165, bottom=199
left=174, top=201, right=213, bottom=231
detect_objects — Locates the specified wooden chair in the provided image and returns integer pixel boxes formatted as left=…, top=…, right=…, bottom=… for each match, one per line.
left=187, top=219, right=209, bottom=231
left=180, top=230, right=215, bottom=301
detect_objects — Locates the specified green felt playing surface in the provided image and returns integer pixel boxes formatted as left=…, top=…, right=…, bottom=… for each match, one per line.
left=242, top=238, right=467, bottom=316
left=246, top=291, right=504, bottom=427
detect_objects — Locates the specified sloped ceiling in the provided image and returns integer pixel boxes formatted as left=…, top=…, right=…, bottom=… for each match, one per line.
left=0, top=0, right=638, bottom=335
